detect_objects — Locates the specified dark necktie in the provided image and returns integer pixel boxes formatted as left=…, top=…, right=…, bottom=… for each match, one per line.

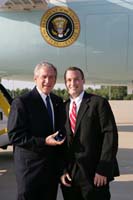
left=69, top=101, right=77, bottom=134
left=46, top=95, right=53, bottom=129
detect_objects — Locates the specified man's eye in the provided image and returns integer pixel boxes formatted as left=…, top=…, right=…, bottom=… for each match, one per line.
left=41, top=76, right=46, bottom=79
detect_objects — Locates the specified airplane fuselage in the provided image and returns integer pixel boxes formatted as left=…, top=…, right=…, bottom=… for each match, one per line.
left=0, top=0, right=133, bottom=85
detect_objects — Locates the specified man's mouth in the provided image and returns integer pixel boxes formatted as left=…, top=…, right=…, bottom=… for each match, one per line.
left=44, top=85, right=51, bottom=88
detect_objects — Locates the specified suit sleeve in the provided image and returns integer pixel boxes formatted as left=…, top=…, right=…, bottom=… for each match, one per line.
left=96, top=98, right=119, bottom=178
left=7, top=98, right=45, bottom=150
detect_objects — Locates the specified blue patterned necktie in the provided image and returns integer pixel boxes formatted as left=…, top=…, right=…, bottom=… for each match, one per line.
left=46, top=95, right=53, bottom=129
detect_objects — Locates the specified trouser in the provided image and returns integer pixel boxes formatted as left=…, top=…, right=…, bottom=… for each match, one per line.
left=61, top=167, right=111, bottom=200
left=17, top=181, right=58, bottom=200
left=14, top=148, right=59, bottom=200
left=61, top=184, right=111, bottom=200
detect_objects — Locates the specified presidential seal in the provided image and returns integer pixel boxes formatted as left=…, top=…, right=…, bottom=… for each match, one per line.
left=40, top=6, right=80, bottom=47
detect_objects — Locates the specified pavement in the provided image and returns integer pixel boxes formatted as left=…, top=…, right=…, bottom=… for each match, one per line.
left=0, top=124, right=133, bottom=200
left=110, top=124, right=133, bottom=200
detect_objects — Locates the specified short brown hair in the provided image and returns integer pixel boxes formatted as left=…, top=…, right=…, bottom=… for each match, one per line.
left=64, top=66, right=84, bottom=80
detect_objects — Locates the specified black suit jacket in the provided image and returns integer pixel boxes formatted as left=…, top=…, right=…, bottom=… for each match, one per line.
left=64, top=92, right=119, bottom=185
left=8, top=87, right=63, bottom=186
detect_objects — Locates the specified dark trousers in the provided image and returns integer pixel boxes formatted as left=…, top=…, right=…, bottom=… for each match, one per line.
left=61, top=168, right=111, bottom=200
left=14, top=148, right=59, bottom=200
left=17, top=179, right=58, bottom=200
left=61, top=184, right=111, bottom=200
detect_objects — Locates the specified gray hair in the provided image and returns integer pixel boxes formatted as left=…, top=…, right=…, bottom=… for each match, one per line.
left=34, top=61, right=57, bottom=78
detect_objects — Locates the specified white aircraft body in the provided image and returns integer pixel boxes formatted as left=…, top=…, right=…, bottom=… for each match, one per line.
left=0, top=0, right=133, bottom=147
left=0, top=0, right=133, bottom=84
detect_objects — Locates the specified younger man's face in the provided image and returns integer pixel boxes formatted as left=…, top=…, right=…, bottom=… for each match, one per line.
left=65, top=70, right=85, bottom=99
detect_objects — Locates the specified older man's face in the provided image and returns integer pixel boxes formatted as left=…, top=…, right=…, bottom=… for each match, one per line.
left=34, top=66, right=56, bottom=95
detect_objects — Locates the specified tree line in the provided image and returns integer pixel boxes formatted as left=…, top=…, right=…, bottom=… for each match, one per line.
left=7, top=86, right=133, bottom=100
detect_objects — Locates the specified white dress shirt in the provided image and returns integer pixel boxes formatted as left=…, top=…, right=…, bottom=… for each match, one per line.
left=69, top=91, right=84, bottom=116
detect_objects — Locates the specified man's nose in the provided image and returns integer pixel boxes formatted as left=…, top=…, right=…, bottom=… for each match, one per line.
left=45, top=77, right=49, bottom=83
left=71, top=80, right=75, bottom=86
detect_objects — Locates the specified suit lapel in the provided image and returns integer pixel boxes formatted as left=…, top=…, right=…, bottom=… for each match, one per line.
left=66, top=100, right=72, bottom=134
left=66, top=92, right=91, bottom=139
left=50, top=93, right=57, bottom=112
left=31, top=87, right=47, bottom=112
left=65, top=100, right=76, bottom=146
left=74, top=92, right=91, bottom=134
left=31, top=87, right=53, bottom=124
left=50, top=93, right=61, bottom=120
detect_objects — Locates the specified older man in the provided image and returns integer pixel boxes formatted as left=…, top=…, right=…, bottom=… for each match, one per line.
left=8, top=61, right=65, bottom=200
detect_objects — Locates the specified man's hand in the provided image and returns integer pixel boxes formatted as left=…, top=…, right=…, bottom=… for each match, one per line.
left=45, top=131, right=65, bottom=146
left=60, top=173, right=72, bottom=187
left=94, top=173, right=107, bottom=187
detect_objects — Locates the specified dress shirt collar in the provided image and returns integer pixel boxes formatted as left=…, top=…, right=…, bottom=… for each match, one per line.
left=36, top=86, right=49, bottom=101
left=69, top=91, right=84, bottom=114
left=70, top=91, right=84, bottom=105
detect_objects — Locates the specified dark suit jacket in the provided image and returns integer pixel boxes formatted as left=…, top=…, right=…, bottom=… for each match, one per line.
left=7, top=87, right=63, bottom=189
left=64, top=92, right=119, bottom=187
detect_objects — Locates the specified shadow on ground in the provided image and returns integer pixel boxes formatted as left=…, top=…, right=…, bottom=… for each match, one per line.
left=117, top=125, right=133, bottom=132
